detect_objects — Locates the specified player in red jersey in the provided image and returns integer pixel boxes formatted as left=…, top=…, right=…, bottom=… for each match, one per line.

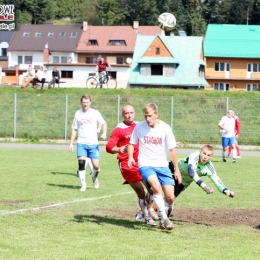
left=106, top=105, right=157, bottom=226
left=228, top=110, right=241, bottom=158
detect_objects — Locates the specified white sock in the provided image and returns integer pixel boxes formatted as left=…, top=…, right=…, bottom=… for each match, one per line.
left=232, top=148, right=237, bottom=159
left=85, top=158, right=94, bottom=174
left=78, top=170, right=86, bottom=187
left=222, top=150, right=226, bottom=158
left=153, top=194, right=167, bottom=221
left=138, top=198, right=149, bottom=219
left=146, top=192, right=153, bottom=210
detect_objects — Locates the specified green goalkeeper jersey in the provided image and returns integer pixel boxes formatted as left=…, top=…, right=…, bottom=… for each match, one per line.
left=178, top=151, right=227, bottom=193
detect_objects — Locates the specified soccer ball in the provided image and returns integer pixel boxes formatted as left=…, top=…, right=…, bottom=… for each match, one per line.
left=157, top=12, right=176, bottom=32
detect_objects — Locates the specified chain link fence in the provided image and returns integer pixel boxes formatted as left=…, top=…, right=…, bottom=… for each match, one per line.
left=0, top=94, right=259, bottom=145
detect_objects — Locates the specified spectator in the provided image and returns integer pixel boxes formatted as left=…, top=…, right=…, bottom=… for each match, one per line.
left=33, top=65, right=47, bottom=89
left=48, top=67, right=60, bottom=88
left=69, top=95, right=107, bottom=191
left=21, top=65, right=35, bottom=89
left=218, top=109, right=237, bottom=163
left=106, top=105, right=157, bottom=226
left=95, top=57, right=112, bottom=87
left=128, top=103, right=182, bottom=230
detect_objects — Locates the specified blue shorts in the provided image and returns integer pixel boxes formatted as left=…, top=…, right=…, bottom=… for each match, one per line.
left=77, top=144, right=100, bottom=159
left=222, top=137, right=236, bottom=148
left=139, top=166, right=175, bottom=188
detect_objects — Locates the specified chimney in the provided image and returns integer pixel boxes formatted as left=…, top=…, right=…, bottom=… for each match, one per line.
left=43, top=46, right=49, bottom=63
left=83, top=21, right=88, bottom=31
left=133, top=21, right=139, bottom=29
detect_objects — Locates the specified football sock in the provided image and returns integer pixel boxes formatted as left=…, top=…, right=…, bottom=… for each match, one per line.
left=78, top=170, right=86, bottom=187
left=138, top=198, right=149, bottom=219
left=232, top=148, right=237, bottom=159
left=228, top=145, right=232, bottom=155
left=153, top=194, right=167, bottom=221
left=145, top=192, right=154, bottom=209
left=236, top=146, right=240, bottom=156
left=85, top=158, right=94, bottom=174
left=222, top=150, right=226, bottom=158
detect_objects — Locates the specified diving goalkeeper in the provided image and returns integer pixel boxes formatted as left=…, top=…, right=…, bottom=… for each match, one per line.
left=169, top=144, right=235, bottom=212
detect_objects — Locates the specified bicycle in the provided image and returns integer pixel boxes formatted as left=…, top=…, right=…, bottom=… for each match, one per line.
left=86, top=71, right=117, bottom=89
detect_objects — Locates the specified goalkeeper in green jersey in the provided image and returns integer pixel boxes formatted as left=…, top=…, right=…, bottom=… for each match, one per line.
left=169, top=144, right=235, bottom=199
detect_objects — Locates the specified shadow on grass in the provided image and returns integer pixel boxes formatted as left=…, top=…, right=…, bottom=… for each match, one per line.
left=51, top=171, right=77, bottom=177
left=47, top=183, right=80, bottom=190
left=72, top=214, right=172, bottom=232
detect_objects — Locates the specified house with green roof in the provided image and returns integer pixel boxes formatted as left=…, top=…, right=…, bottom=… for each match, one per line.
left=129, top=34, right=209, bottom=89
left=204, top=24, right=260, bottom=91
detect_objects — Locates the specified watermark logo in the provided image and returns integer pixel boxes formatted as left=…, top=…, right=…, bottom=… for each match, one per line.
left=0, top=4, right=15, bottom=31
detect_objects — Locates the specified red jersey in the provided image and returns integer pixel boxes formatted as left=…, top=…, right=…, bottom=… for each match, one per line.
left=97, top=60, right=109, bottom=72
left=234, top=115, right=241, bottom=135
left=106, top=121, right=139, bottom=162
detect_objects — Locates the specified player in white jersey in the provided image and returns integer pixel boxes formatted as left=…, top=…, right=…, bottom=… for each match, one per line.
left=218, top=109, right=236, bottom=163
left=69, top=95, right=107, bottom=191
left=128, top=103, right=182, bottom=230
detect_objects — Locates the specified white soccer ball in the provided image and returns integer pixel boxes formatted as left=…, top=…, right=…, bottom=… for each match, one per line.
left=157, top=12, right=176, bottom=32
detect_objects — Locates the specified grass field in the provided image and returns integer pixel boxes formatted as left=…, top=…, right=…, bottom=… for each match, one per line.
left=0, top=146, right=259, bottom=260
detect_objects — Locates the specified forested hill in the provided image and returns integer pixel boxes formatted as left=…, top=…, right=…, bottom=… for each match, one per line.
left=4, top=0, right=260, bottom=36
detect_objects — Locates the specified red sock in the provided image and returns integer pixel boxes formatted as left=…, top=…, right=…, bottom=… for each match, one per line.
left=228, top=145, right=232, bottom=155
left=236, top=146, right=240, bottom=156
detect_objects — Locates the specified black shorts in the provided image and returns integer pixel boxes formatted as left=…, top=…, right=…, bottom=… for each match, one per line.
left=169, top=161, right=184, bottom=197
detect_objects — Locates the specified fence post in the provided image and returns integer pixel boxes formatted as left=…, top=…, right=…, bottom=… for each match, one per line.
left=226, top=97, right=229, bottom=113
left=171, top=96, right=174, bottom=129
left=65, top=94, right=68, bottom=141
left=14, top=93, right=17, bottom=138
left=117, top=95, right=120, bottom=125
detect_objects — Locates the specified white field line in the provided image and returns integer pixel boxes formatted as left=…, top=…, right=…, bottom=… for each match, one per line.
left=0, top=191, right=132, bottom=216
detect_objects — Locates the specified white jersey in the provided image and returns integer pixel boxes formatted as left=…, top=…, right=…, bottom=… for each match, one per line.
left=72, top=108, right=106, bottom=145
left=218, top=116, right=235, bottom=138
left=130, top=120, right=177, bottom=168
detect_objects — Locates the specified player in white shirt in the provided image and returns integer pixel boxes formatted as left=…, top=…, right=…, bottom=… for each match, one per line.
left=128, top=103, right=182, bottom=230
left=218, top=109, right=236, bottom=163
left=69, top=95, right=107, bottom=191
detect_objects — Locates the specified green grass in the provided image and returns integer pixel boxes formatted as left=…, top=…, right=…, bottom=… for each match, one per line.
left=0, top=86, right=260, bottom=145
left=0, top=147, right=259, bottom=259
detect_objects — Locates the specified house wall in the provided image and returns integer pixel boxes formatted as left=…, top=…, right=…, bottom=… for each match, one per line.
left=205, top=57, right=260, bottom=91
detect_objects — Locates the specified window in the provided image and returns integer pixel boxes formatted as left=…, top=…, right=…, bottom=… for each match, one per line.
left=246, top=84, right=260, bottom=91
left=199, top=65, right=205, bottom=78
left=151, top=64, right=163, bottom=75
left=117, top=57, right=123, bottom=64
left=59, top=32, right=66, bottom=37
left=61, top=71, right=73, bottom=78
left=108, top=40, right=126, bottom=46
left=24, top=56, right=32, bottom=64
left=35, top=32, right=41, bottom=37
left=214, top=62, right=230, bottom=72
left=85, top=57, right=97, bottom=64
left=70, top=32, right=77, bottom=37
left=53, top=56, right=60, bottom=63
left=214, top=83, right=230, bottom=91
left=48, top=32, right=54, bottom=37
left=156, top=48, right=160, bottom=55
left=247, top=63, right=260, bottom=72
left=61, top=56, right=68, bottom=63
left=18, top=55, right=32, bottom=64
left=23, top=32, right=29, bottom=37
left=1, top=48, right=7, bottom=56
left=87, top=40, right=98, bottom=45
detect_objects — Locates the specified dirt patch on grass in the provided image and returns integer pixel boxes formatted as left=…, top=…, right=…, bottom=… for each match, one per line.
left=103, top=207, right=260, bottom=229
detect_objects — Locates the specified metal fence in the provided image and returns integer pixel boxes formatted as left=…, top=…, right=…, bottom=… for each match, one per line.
left=0, top=94, right=259, bottom=145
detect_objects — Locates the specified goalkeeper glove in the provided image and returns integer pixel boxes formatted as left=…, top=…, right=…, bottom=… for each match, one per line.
left=224, top=189, right=235, bottom=198
left=200, top=182, right=214, bottom=194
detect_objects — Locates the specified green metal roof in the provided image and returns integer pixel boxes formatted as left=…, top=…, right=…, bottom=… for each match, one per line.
left=129, top=34, right=210, bottom=87
left=204, top=24, right=260, bottom=58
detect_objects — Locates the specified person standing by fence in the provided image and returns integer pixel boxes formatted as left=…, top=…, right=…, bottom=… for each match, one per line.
left=218, top=109, right=237, bottom=163
left=228, top=110, right=241, bottom=158
left=69, top=95, right=107, bottom=191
